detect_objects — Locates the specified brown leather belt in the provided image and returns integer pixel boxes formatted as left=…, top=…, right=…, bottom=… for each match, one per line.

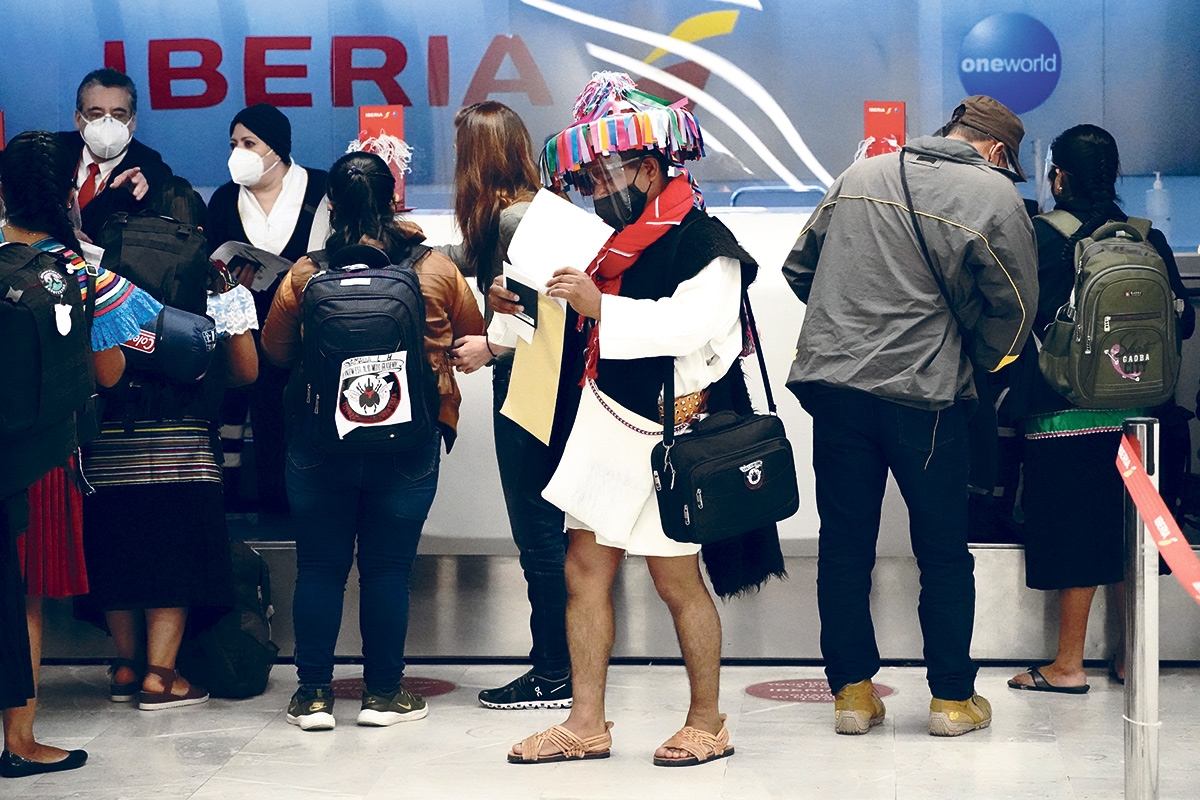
left=660, top=389, right=708, bottom=426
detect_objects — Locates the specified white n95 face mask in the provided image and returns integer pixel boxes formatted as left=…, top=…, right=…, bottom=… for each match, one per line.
left=228, top=147, right=279, bottom=187
left=82, top=115, right=133, bottom=160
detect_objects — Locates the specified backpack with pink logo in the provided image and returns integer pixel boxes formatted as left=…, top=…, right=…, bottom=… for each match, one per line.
left=1037, top=213, right=1181, bottom=408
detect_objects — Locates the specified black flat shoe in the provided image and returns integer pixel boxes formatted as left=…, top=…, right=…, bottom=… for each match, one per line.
left=0, top=749, right=88, bottom=778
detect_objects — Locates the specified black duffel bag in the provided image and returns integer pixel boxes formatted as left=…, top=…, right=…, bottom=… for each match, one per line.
left=651, top=292, right=799, bottom=544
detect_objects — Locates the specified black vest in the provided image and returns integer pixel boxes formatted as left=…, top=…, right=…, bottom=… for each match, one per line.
left=593, top=209, right=758, bottom=420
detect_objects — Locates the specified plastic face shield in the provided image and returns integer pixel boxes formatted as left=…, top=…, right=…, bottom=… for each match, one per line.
left=573, top=153, right=640, bottom=218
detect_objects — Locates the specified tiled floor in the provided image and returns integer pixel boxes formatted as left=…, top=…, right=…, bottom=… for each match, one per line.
left=1, top=664, right=1196, bottom=799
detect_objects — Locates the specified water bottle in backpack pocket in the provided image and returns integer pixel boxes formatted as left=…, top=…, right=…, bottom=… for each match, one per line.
left=299, top=244, right=437, bottom=453
left=1037, top=215, right=1181, bottom=409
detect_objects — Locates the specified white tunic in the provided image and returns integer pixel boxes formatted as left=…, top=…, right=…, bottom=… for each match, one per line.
left=543, top=255, right=743, bottom=557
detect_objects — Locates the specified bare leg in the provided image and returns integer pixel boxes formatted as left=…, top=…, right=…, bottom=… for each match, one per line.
left=1112, top=581, right=1126, bottom=680
left=512, top=531, right=622, bottom=758
left=645, top=554, right=724, bottom=760
left=105, top=609, right=145, bottom=686
left=2, top=596, right=71, bottom=763
left=141, top=607, right=195, bottom=695
left=1009, top=586, right=1096, bottom=688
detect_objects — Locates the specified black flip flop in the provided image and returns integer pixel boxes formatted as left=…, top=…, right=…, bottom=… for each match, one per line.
left=1007, top=666, right=1090, bottom=694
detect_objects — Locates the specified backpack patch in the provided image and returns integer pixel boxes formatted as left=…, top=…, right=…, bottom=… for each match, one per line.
left=335, top=352, right=412, bottom=437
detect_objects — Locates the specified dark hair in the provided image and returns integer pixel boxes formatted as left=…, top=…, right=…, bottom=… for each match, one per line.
left=1049, top=124, right=1121, bottom=265
left=0, top=130, right=83, bottom=254
left=76, top=68, right=138, bottom=115
left=230, top=103, right=293, bottom=166
left=941, top=122, right=991, bottom=143
left=152, top=175, right=209, bottom=237
left=325, top=152, right=410, bottom=260
left=451, top=102, right=539, bottom=293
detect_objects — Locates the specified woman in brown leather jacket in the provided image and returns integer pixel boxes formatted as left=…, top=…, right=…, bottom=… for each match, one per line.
left=261, top=151, right=482, bottom=732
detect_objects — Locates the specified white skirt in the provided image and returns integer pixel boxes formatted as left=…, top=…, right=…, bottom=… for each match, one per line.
left=543, top=381, right=700, bottom=558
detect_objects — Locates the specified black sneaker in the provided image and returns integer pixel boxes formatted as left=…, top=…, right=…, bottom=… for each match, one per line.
left=478, top=669, right=572, bottom=710
left=286, top=686, right=335, bottom=731
left=357, top=685, right=428, bottom=726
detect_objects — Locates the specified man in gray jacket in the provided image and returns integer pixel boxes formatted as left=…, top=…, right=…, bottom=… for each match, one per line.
left=783, top=95, right=1037, bottom=738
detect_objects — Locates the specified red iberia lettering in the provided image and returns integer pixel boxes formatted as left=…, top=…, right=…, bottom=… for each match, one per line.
left=331, top=36, right=411, bottom=108
left=104, top=41, right=127, bottom=74
left=464, top=35, right=552, bottom=106
left=245, top=37, right=313, bottom=107
left=427, top=35, right=450, bottom=107
left=148, top=39, right=229, bottom=110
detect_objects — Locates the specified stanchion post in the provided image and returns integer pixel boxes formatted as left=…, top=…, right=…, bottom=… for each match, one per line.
left=1123, top=417, right=1159, bottom=800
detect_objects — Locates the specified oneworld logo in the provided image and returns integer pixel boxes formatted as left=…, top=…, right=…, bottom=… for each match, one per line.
left=958, top=12, right=1061, bottom=114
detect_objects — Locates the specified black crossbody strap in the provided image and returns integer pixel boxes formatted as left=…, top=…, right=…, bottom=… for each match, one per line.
left=899, top=148, right=937, bottom=280
left=661, top=286, right=776, bottom=446
left=742, top=291, right=776, bottom=413
left=898, top=148, right=969, bottom=339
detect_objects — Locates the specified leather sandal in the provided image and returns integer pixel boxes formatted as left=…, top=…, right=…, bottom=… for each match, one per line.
left=108, top=658, right=143, bottom=703
left=138, top=665, right=209, bottom=711
left=653, top=714, right=735, bottom=767
left=508, top=721, right=613, bottom=764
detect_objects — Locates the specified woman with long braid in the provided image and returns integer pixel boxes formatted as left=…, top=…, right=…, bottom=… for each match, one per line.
left=0, top=130, right=159, bottom=777
left=1008, top=125, right=1193, bottom=693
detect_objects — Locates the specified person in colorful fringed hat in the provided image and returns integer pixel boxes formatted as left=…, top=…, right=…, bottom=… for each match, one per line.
left=495, top=72, right=784, bottom=767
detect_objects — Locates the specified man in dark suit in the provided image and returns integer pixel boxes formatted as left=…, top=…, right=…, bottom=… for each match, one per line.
left=57, top=69, right=173, bottom=241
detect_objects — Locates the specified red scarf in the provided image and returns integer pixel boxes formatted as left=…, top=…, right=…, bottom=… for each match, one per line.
left=581, top=174, right=697, bottom=380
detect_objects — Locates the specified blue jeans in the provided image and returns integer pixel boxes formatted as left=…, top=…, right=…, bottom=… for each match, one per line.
left=492, top=358, right=570, bottom=675
left=799, top=384, right=978, bottom=701
left=287, top=432, right=440, bottom=693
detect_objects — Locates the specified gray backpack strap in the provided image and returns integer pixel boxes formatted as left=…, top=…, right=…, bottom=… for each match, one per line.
left=1036, top=209, right=1082, bottom=239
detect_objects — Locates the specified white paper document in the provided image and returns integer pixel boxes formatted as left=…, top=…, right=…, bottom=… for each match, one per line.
left=506, top=188, right=615, bottom=289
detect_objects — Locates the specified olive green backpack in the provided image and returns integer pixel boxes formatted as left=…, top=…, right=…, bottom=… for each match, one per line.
left=1037, top=211, right=1181, bottom=408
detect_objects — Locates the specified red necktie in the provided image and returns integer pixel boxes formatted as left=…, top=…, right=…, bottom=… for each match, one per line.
left=77, top=162, right=102, bottom=209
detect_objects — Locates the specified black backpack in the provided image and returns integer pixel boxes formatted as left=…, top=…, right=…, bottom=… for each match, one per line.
left=0, top=243, right=95, bottom=494
left=95, top=212, right=216, bottom=422
left=299, top=244, right=437, bottom=453
left=97, top=212, right=209, bottom=314
left=1, top=243, right=94, bottom=437
left=177, top=540, right=278, bottom=698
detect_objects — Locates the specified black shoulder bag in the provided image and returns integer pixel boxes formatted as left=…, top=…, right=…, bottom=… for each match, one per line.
left=650, top=291, right=800, bottom=544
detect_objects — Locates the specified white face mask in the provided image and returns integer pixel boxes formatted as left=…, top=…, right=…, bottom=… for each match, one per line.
left=82, top=115, right=133, bottom=160
left=228, top=147, right=280, bottom=187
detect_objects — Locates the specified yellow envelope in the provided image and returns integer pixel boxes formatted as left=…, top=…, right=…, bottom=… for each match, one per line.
left=500, top=294, right=567, bottom=445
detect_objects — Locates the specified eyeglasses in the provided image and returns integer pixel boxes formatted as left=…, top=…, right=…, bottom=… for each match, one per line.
left=577, top=155, right=643, bottom=196
left=81, top=108, right=132, bottom=123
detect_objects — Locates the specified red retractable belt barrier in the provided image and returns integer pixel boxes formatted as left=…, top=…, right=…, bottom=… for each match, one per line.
left=1117, top=434, right=1200, bottom=606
